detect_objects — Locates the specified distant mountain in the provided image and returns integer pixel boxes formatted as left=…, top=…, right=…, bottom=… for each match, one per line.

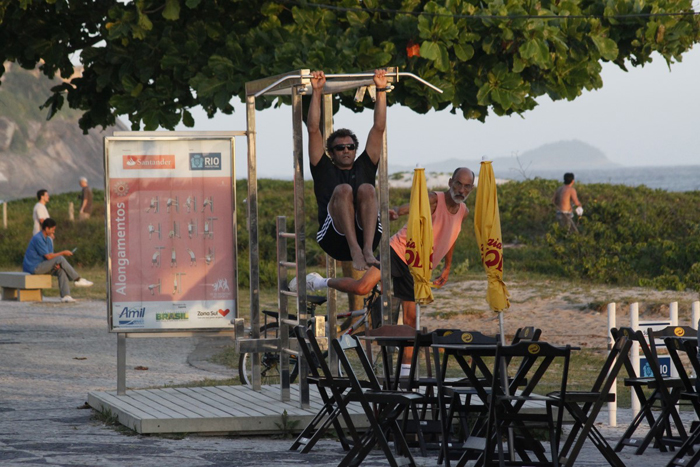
left=0, top=63, right=127, bottom=200
left=389, top=140, right=620, bottom=176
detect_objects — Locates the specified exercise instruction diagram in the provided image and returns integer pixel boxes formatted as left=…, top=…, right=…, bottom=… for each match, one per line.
left=105, top=137, right=236, bottom=331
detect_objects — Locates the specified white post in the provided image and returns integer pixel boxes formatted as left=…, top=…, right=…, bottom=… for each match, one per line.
left=608, top=302, right=617, bottom=427
left=630, top=302, right=640, bottom=414
left=68, top=202, right=74, bottom=222
left=670, top=302, right=678, bottom=326
left=692, top=301, right=699, bottom=330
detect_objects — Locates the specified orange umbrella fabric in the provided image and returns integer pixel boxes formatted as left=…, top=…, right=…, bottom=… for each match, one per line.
left=405, top=167, right=434, bottom=305
left=474, top=161, right=510, bottom=312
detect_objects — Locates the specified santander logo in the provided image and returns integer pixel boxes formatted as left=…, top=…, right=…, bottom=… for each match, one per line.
left=123, top=155, right=175, bottom=170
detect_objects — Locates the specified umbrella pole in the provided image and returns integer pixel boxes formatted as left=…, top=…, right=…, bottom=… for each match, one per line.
left=498, top=312, right=516, bottom=462
left=415, top=303, right=420, bottom=331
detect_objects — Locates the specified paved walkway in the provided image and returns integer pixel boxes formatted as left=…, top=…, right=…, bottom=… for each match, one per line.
left=0, top=298, right=692, bottom=466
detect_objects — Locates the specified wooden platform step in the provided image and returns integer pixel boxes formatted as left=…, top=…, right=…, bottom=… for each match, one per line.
left=88, top=384, right=370, bottom=435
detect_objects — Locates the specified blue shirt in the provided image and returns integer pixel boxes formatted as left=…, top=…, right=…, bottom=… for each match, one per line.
left=23, top=232, right=53, bottom=273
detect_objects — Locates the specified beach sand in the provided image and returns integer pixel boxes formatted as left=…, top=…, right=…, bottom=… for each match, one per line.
left=419, top=278, right=700, bottom=349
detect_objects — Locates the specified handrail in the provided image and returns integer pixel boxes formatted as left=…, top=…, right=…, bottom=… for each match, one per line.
left=253, top=70, right=443, bottom=98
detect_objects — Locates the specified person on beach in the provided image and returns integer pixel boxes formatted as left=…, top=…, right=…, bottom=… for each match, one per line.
left=553, top=172, right=583, bottom=233
left=307, top=69, right=387, bottom=271
left=23, top=218, right=93, bottom=303
left=77, top=177, right=93, bottom=220
left=32, top=189, right=50, bottom=235
left=300, top=167, right=475, bottom=374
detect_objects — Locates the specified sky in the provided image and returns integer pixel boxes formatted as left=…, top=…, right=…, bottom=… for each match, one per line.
left=172, top=46, right=700, bottom=179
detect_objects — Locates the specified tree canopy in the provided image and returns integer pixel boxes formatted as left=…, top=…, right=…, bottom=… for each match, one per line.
left=1, top=0, right=698, bottom=132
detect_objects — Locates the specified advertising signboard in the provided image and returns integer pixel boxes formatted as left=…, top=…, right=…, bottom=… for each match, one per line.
left=105, top=136, right=237, bottom=332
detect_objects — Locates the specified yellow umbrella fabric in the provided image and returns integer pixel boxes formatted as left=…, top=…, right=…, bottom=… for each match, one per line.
left=474, top=161, right=510, bottom=312
left=405, top=167, right=434, bottom=306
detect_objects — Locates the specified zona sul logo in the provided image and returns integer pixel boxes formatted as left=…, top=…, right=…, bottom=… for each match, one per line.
left=189, top=153, right=222, bottom=171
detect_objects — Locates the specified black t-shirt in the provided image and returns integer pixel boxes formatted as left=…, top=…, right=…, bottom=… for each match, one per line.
left=310, top=150, right=378, bottom=227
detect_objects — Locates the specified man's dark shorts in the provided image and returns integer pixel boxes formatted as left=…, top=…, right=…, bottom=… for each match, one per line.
left=390, top=247, right=414, bottom=302
left=316, top=212, right=381, bottom=262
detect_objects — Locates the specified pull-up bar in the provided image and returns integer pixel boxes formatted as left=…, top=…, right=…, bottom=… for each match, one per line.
left=253, top=71, right=443, bottom=98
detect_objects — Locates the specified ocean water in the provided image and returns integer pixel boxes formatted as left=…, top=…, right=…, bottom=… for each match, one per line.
left=505, top=165, right=700, bottom=192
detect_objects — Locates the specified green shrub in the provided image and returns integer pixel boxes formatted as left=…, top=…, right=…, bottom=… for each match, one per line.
left=2, top=179, right=698, bottom=291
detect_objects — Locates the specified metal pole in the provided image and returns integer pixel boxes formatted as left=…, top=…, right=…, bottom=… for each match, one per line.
left=322, top=93, right=339, bottom=375
left=498, top=312, right=516, bottom=461
left=231, top=140, right=239, bottom=320
left=246, top=95, right=262, bottom=391
left=379, top=131, right=391, bottom=324
left=253, top=71, right=443, bottom=98
left=692, top=301, right=700, bottom=329
left=607, top=302, right=617, bottom=427
left=292, top=85, right=309, bottom=408
left=117, top=333, right=126, bottom=395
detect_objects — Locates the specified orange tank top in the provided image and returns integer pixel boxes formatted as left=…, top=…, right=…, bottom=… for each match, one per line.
left=390, top=191, right=466, bottom=265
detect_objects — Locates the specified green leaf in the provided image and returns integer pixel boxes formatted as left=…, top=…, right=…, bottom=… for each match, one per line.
left=435, top=43, right=450, bottom=72
left=476, top=82, right=493, bottom=106
left=591, top=35, right=619, bottom=61
left=182, top=109, right=195, bottom=127
left=453, top=43, right=474, bottom=62
left=163, top=0, right=180, bottom=20
left=420, top=41, right=440, bottom=60
left=185, top=0, right=202, bottom=8
left=130, top=83, right=143, bottom=97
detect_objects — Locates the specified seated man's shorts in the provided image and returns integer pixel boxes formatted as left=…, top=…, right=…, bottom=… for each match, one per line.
left=316, top=212, right=381, bottom=262
left=389, top=247, right=414, bottom=302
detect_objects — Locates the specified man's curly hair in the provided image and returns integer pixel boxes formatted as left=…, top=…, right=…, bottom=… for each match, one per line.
left=325, top=128, right=359, bottom=155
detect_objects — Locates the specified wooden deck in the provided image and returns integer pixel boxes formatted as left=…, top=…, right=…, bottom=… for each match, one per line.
left=88, top=384, right=370, bottom=435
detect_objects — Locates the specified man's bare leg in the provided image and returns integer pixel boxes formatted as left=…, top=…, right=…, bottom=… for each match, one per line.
left=402, top=300, right=417, bottom=366
left=355, top=183, right=380, bottom=268
left=328, top=184, right=367, bottom=270
left=327, top=266, right=381, bottom=297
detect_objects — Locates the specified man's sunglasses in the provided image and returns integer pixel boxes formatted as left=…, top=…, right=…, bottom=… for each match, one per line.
left=332, top=144, right=356, bottom=151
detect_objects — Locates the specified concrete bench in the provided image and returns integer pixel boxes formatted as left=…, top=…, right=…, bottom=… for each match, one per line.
left=0, top=272, right=52, bottom=302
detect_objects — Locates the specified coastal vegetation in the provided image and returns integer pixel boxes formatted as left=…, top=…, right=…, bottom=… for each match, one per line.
left=1, top=178, right=698, bottom=291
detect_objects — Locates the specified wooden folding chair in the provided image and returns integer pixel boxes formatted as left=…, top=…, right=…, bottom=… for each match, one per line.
left=552, top=335, right=631, bottom=467
left=475, top=341, right=571, bottom=467
left=431, top=330, right=500, bottom=467
left=333, top=334, right=425, bottom=467
left=665, top=336, right=700, bottom=467
left=611, top=326, right=688, bottom=454
left=363, top=324, right=417, bottom=389
left=511, top=326, right=542, bottom=344
left=289, top=326, right=361, bottom=454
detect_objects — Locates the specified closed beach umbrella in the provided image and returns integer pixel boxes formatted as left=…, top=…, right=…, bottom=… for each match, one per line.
left=405, top=166, right=434, bottom=328
left=474, top=158, right=514, bottom=458
left=474, top=160, right=510, bottom=330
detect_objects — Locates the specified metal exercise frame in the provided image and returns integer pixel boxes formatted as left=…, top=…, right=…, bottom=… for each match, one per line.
left=238, top=69, right=443, bottom=407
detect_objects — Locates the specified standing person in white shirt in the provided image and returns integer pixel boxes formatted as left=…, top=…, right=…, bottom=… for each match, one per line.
left=32, top=189, right=50, bottom=235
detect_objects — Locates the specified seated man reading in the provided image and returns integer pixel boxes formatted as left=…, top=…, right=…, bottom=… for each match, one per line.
left=23, top=218, right=93, bottom=303
left=307, top=69, right=387, bottom=271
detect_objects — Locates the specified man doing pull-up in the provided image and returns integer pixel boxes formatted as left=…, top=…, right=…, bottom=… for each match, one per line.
left=307, top=69, right=388, bottom=271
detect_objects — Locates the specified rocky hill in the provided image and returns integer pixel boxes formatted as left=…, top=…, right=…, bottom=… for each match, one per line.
left=389, top=139, right=620, bottom=176
left=0, top=63, right=127, bottom=200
